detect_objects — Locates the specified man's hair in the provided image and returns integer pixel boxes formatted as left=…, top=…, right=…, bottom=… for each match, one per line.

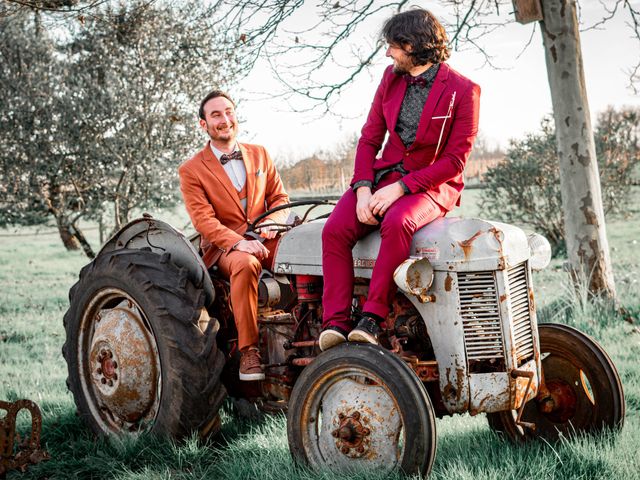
left=382, top=8, right=450, bottom=66
left=199, top=90, right=235, bottom=120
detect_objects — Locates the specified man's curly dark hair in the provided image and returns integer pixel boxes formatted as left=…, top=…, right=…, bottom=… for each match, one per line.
left=382, top=8, right=450, bottom=66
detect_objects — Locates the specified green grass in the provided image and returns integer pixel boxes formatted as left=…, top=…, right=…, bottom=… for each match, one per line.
left=1, top=189, right=639, bottom=479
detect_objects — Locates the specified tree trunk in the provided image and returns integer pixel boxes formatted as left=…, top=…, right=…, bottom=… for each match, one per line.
left=70, top=223, right=96, bottom=259
left=56, top=217, right=80, bottom=251
left=540, top=0, right=616, bottom=300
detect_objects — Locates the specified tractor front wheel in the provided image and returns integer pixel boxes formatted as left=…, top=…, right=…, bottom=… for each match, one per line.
left=287, top=343, right=437, bottom=477
left=487, top=323, right=624, bottom=441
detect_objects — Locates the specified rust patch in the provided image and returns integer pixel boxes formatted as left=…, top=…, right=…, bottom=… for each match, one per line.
left=455, top=368, right=465, bottom=403
left=444, top=273, right=453, bottom=292
left=499, top=293, right=507, bottom=303
left=528, top=288, right=536, bottom=312
left=0, top=399, right=49, bottom=476
left=457, top=230, right=483, bottom=261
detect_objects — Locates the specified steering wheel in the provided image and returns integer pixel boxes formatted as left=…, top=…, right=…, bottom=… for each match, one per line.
left=246, top=200, right=336, bottom=234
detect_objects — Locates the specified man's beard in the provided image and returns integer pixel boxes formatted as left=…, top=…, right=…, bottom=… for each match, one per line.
left=392, top=57, right=413, bottom=75
left=392, top=64, right=410, bottom=75
left=208, top=123, right=236, bottom=143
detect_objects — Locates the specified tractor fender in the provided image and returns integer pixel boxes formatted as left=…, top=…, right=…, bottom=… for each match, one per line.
left=98, top=215, right=214, bottom=305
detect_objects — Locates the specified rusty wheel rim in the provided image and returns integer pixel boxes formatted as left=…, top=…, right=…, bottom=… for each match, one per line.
left=78, top=288, right=162, bottom=434
left=298, top=366, right=405, bottom=473
left=523, top=350, right=596, bottom=435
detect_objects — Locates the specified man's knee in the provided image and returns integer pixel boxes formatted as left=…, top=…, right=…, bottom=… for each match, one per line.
left=230, top=252, right=262, bottom=279
left=380, top=211, right=417, bottom=236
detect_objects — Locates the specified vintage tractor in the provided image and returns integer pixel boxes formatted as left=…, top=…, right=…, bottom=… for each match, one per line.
left=62, top=201, right=625, bottom=477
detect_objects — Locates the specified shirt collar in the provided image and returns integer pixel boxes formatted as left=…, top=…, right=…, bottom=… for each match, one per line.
left=419, top=63, right=440, bottom=84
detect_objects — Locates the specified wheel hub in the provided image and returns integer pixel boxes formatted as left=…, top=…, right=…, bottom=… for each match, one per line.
left=89, top=300, right=159, bottom=423
left=538, top=379, right=577, bottom=423
left=316, top=375, right=402, bottom=466
left=332, top=411, right=372, bottom=455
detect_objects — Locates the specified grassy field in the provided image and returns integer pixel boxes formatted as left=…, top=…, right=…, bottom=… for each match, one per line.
left=1, top=189, right=639, bottom=479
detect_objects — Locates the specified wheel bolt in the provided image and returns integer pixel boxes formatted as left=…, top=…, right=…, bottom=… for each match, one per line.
left=356, top=446, right=365, bottom=453
left=332, top=429, right=339, bottom=438
left=112, top=361, right=118, bottom=369
left=352, top=411, right=360, bottom=420
left=362, top=427, right=370, bottom=436
left=338, top=413, right=345, bottom=420
left=341, top=446, right=350, bottom=454
left=96, top=368, right=102, bottom=375
left=101, top=378, right=106, bottom=384
left=113, top=373, right=118, bottom=381
left=108, top=351, right=113, bottom=358
left=108, top=379, right=113, bottom=387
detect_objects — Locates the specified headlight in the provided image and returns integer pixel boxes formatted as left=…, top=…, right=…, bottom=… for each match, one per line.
left=393, top=257, right=434, bottom=303
left=527, top=233, right=552, bottom=271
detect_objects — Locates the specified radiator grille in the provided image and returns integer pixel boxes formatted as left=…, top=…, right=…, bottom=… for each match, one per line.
left=507, top=262, right=534, bottom=363
left=458, top=271, right=504, bottom=360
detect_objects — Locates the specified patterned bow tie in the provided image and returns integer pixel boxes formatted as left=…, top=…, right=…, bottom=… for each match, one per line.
left=405, top=74, right=427, bottom=88
left=219, top=150, right=243, bottom=165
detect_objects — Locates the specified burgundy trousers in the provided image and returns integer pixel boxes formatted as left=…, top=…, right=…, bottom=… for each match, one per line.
left=321, top=174, right=445, bottom=332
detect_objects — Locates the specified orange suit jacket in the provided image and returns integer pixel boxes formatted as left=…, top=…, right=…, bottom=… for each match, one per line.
left=179, top=142, right=290, bottom=268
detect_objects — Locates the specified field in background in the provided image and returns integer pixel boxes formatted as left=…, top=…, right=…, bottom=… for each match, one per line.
left=0, top=188, right=639, bottom=479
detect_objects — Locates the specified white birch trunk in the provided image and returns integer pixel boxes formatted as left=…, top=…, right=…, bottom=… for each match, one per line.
left=540, top=0, right=616, bottom=300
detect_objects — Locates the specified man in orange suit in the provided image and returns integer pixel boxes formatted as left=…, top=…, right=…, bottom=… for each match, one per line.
left=179, top=90, right=290, bottom=381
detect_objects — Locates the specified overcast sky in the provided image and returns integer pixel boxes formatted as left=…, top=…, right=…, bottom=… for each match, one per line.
left=232, top=2, right=640, bottom=163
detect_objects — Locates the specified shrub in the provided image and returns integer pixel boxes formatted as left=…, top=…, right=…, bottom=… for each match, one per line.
left=480, top=108, right=640, bottom=255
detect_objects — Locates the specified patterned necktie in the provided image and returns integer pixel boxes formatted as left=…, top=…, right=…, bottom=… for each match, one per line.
left=219, top=150, right=243, bottom=165
left=404, top=74, right=427, bottom=88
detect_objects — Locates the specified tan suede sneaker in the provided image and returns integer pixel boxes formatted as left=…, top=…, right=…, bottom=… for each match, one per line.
left=239, top=347, right=265, bottom=381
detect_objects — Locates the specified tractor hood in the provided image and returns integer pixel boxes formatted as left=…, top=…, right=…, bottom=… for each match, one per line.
left=273, top=217, right=530, bottom=277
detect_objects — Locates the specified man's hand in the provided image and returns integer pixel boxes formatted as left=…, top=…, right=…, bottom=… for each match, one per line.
left=356, top=186, right=378, bottom=225
left=369, top=181, right=405, bottom=217
left=254, top=221, right=278, bottom=240
left=234, top=239, right=270, bottom=259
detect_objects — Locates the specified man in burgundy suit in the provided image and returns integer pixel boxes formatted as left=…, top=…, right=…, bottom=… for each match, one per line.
left=319, top=8, right=481, bottom=350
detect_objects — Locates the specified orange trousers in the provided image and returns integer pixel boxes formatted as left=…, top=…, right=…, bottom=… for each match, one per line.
left=216, top=237, right=278, bottom=351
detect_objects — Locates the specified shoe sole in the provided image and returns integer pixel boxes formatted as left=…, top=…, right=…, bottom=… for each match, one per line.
left=319, top=330, right=346, bottom=351
left=239, top=372, right=265, bottom=381
left=348, top=329, right=378, bottom=345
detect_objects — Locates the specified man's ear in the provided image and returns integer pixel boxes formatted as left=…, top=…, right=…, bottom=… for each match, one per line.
left=403, top=43, right=413, bottom=53
left=198, top=118, right=208, bottom=132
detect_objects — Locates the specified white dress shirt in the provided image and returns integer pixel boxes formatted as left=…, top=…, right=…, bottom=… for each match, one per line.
left=210, top=143, right=247, bottom=210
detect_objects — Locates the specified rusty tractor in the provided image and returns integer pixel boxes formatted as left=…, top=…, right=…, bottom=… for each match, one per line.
left=63, top=201, right=625, bottom=477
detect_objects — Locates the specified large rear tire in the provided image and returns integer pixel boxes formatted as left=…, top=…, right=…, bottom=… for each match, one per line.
left=287, top=343, right=437, bottom=477
left=63, top=249, right=226, bottom=438
left=487, top=323, right=624, bottom=441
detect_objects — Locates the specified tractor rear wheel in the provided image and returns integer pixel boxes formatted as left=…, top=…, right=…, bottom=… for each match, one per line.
left=287, top=343, right=437, bottom=477
left=487, top=323, right=624, bottom=441
left=63, top=249, right=226, bottom=438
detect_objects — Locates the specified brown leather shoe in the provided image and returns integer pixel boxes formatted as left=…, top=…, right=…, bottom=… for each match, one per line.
left=239, top=347, right=265, bottom=381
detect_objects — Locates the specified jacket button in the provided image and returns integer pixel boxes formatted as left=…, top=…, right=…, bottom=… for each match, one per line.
left=405, top=152, right=410, bottom=156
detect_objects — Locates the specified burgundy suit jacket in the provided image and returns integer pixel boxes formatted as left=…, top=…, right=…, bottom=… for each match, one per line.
left=179, top=142, right=290, bottom=267
left=352, top=63, right=481, bottom=210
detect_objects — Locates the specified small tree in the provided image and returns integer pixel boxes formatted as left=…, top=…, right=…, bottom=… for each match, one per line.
left=0, top=1, right=239, bottom=257
left=481, top=108, right=640, bottom=255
